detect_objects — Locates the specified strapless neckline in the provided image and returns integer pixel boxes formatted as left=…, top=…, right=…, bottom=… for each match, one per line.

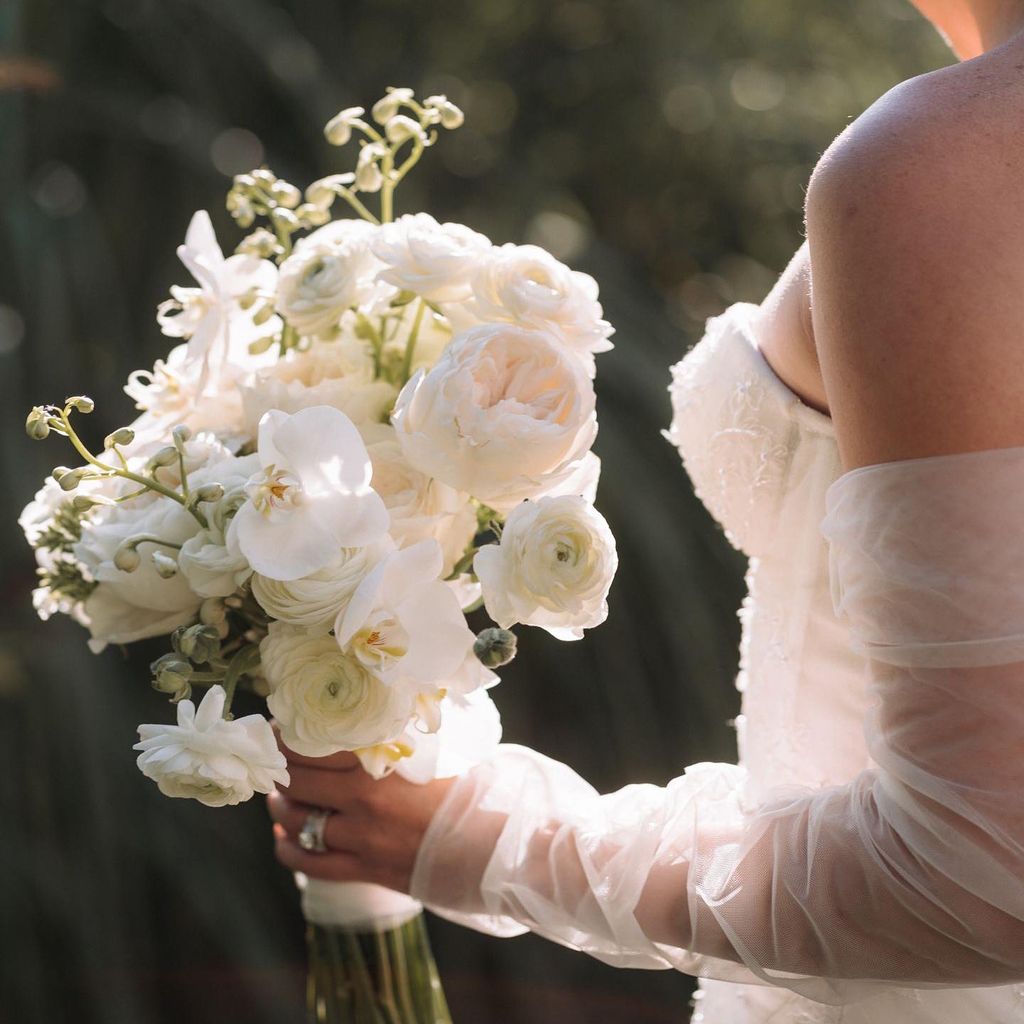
left=730, top=302, right=835, bottom=437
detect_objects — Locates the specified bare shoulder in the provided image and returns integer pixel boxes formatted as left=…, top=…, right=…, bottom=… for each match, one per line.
left=805, top=49, right=1024, bottom=471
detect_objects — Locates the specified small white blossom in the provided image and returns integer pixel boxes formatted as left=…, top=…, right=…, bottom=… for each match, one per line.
left=134, top=685, right=289, bottom=807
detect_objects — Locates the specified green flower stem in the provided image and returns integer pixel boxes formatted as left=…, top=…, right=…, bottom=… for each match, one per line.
left=127, top=535, right=183, bottom=551
left=221, top=645, right=261, bottom=716
left=391, top=138, right=426, bottom=191
left=306, top=913, right=452, bottom=1024
left=400, top=300, right=427, bottom=384
left=337, top=187, right=381, bottom=225
left=53, top=410, right=208, bottom=528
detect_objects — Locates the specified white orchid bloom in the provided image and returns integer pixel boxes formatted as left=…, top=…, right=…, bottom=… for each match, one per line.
left=335, top=538, right=478, bottom=688
left=228, top=406, right=389, bottom=581
left=157, top=210, right=278, bottom=388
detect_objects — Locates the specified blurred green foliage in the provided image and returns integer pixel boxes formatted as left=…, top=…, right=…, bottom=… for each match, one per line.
left=0, top=1, right=947, bottom=1022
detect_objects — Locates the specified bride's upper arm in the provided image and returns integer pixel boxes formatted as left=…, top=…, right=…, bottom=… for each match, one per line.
left=803, top=77, right=1024, bottom=473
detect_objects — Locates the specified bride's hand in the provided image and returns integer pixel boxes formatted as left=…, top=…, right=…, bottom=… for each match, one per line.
left=267, top=729, right=455, bottom=892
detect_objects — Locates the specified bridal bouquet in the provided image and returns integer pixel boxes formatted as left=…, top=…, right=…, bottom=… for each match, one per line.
left=21, top=88, right=617, bottom=1022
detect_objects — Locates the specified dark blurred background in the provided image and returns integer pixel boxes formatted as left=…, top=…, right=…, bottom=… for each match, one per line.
left=0, top=2, right=947, bottom=1022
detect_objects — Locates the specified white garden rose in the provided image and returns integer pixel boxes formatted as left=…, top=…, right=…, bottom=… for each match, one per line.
left=466, top=243, right=614, bottom=376
left=239, top=335, right=396, bottom=438
left=177, top=453, right=260, bottom=599
left=74, top=488, right=204, bottom=652
left=251, top=536, right=393, bottom=632
left=276, top=219, right=391, bottom=337
left=474, top=494, right=617, bottom=640
left=228, top=406, right=389, bottom=581
left=370, top=213, right=491, bottom=303
left=390, top=324, right=598, bottom=510
left=134, top=685, right=289, bottom=807
left=261, top=623, right=415, bottom=756
left=362, top=423, right=476, bottom=577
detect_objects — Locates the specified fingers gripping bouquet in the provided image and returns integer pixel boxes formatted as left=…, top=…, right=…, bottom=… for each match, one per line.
left=21, top=88, right=618, bottom=1021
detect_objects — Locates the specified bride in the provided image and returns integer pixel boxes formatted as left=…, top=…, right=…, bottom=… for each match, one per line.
left=267, top=2, right=1024, bottom=1020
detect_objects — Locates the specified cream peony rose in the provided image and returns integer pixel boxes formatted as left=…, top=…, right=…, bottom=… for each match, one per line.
left=239, top=335, right=396, bottom=438
left=261, top=623, right=415, bottom=756
left=390, top=324, right=598, bottom=510
left=466, top=243, right=613, bottom=375
left=134, top=685, right=289, bottom=807
left=370, top=213, right=491, bottom=303
left=276, top=220, right=392, bottom=337
left=474, top=494, right=617, bottom=640
left=251, top=536, right=393, bottom=632
left=362, top=423, right=476, bottom=577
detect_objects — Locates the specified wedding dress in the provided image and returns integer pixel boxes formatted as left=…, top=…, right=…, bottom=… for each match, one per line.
left=409, top=299, right=1024, bottom=1022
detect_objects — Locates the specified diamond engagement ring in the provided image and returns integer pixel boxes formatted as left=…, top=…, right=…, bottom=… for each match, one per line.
left=298, top=807, right=332, bottom=854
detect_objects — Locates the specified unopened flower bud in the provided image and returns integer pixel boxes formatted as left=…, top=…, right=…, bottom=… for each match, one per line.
left=26, top=407, right=51, bottom=440
left=236, top=228, right=278, bottom=259
left=372, top=88, right=413, bottom=125
left=172, top=425, right=192, bottom=450
left=104, top=427, right=135, bottom=449
left=297, top=203, right=331, bottom=227
left=305, top=173, right=355, bottom=208
left=72, top=494, right=112, bottom=513
left=473, top=627, right=517, bottom=668
left=199, top=598, right=227, bottom=626
left=176, top=623, right=221, bottom=664
left=193, top=483, right=225, bottom=504
left=233, top=173, right=256, bottom=190
left=113, top=541, right=142, bottom=573
left=252, top=303, right=275, bottom=326
left=149, top=446, right=179, bottom=469
left=385, top=115, right=425, bottom=145
left=248, top=335, right=276, bottom=356
left=151, top=653, right=193, bottom=701
left=57, top=468, right=85, bottom=492
left=151, top=550, right=178, bottom=579
left=65, top=395, right=95, bottom=414
left=355, top=148, right=385, bottom=193
left=270, top=207, right=299, bottom=232
left=270, top=180, right=301, bottom=208
left=251, top=168, right=276, bottom=186
left=324, top=106, right=364, bottom=146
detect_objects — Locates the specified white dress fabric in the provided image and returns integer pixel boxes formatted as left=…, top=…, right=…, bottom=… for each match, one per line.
left=409, top=300, right=1024, bottom=1022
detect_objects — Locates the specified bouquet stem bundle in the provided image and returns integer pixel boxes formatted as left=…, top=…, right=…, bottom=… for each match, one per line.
left=307, top=913, right=451, bottom=1024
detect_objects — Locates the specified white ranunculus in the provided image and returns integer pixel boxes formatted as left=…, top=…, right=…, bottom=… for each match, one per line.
left=466, top=243, right=614, bottom=375
left=276, top=220, right=392, bottom=337
left=261, top=623, right=415, bottom=756
left=134, top=685, right=289, bottom=807
left=390, top=324, right=598, bottom=510
left=251, top=536, right=394, bottom=632
left=362, top=423, right=476, bottom=577
left=370, top=213, right=491, bottom=304
left=335, top=539, right=480, bottom=689
left=474, top=494, right=617, bottom=640
left=74, top=489, right=204, bottom=653
left=239, top=335, right=396, bottom=438
left=177, top=453, right=260, bottom=599
left=228, top=406, right=389, bottom=581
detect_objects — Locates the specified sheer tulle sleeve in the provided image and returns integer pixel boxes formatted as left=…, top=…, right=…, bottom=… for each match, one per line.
left=409, top=447, right=1024, bottom=1004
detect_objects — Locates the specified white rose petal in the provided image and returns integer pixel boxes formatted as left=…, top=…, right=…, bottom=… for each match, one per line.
left=467, top=243, right=614, bottom=376
left=228, top=405, right=389, bottom=581
left=276, top=220, right=392, bottom=337
left=370, top=213, right=491, bottom=304
left=362, top=423, right=476, bottom=577
left=261, top=623, right=415, bottom=756
left=391, top=324, right=597, bottom=510
left=133, top=685, right=289, bottom=807
left=474, top=494, right=617, bottom=640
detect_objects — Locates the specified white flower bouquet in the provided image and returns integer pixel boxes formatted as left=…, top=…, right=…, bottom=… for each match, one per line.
left=21, top=88, right=618, bottom=1022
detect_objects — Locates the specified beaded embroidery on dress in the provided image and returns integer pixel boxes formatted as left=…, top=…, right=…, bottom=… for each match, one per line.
left=665, top=300, right=1024, bottom=1023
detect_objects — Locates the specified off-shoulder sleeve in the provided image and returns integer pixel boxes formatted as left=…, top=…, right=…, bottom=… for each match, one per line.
left=409, top=446, right=1024, bottom=1004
